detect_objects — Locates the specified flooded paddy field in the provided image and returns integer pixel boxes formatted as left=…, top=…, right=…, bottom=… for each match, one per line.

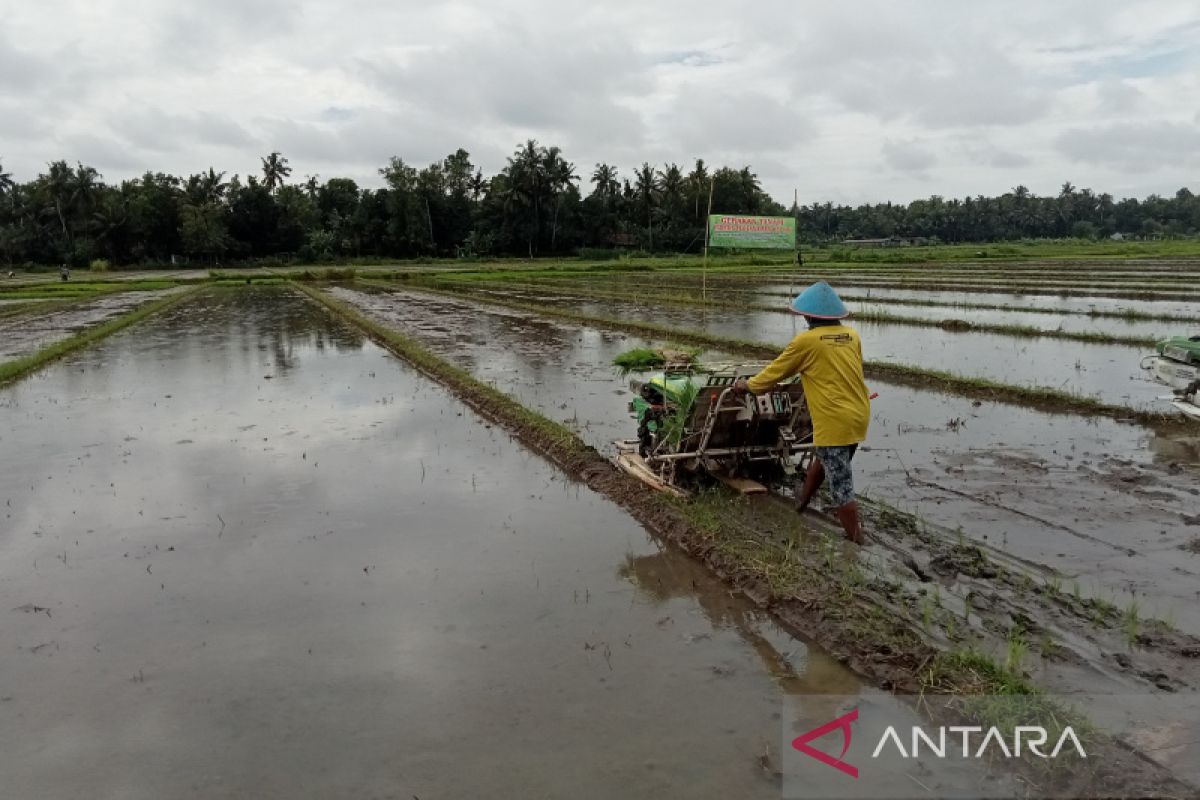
left=0, top=287, right=897, bottom=798
left=445, top=277, right=1183, bottom=340
left=0, top=287, right=187, bottom=363
left=522, top=272, right=1200, bottom=320
left=332, top=286, right=1200, bottom=638
left=453, top=285, right=1168, bottom=411
left=751, top=282, right=1200, bottom=315
left=2, top=279, right=1198, bottom=796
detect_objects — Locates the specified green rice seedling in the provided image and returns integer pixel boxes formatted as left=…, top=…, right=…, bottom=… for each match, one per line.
left=612, top=347, right=665, bottom=372
left=1006, top=628, right=1028, bottom=674
left=1124, top=600, right=1140, bottom=647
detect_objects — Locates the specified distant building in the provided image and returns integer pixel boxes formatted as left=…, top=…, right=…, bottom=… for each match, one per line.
left=841, top=236, right=916, bottom=248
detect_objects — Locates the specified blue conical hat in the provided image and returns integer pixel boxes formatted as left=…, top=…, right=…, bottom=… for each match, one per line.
left=789, top=281, right=849, bottom=319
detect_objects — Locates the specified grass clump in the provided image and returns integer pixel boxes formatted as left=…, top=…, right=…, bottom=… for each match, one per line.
left=612, top=344, right=702, bottom=374
left=613, top=347, right=666, bottom=372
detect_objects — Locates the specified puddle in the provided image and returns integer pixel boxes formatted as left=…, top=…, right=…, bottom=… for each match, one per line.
left=0, top=288, right=188, bottom=362
left=334, top=287, right=1200, bottom=638
left=0, top=288, right=886, bottom=798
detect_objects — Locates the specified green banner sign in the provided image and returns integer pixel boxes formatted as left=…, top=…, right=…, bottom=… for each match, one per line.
left=708, top=215, right=795, bottom=250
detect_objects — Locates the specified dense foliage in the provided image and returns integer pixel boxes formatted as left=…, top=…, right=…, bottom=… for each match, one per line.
left=1, top=145, right=1197, bottom=266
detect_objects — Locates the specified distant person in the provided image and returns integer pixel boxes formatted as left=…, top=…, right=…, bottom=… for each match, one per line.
left=733, top=281, right=871, bottom=544
left=60, top=264, right=70, bottom=282
left=5, top=270, right=12, bottom=279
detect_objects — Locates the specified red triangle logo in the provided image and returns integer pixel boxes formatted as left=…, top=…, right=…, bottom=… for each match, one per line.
left=791, top=707, right=859, bottom=779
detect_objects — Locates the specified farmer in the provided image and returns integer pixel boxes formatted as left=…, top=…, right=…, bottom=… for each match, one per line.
left=732, top=281, right=870, bottom=544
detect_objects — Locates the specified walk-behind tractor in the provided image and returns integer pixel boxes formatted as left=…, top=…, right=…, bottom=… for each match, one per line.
left=1141, top=335, right=1200, bottom=420
left=613, top=364, right=815, bottom=497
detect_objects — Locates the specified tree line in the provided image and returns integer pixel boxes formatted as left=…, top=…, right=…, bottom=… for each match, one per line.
left=1, top=144, right=1197, bottom=267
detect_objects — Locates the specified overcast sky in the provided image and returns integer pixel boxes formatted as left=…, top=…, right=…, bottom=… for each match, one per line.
left=2, top=0, right=1197, bottom=205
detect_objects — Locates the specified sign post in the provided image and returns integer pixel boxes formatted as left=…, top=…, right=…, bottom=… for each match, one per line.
left=707, top=215, right=797, bottom=250
left=706, top=212, right=799, bottom=327
left=702, top=179, right=715, bottom=301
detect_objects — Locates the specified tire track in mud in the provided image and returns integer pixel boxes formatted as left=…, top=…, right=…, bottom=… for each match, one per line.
left=297, top=281, right=1199, bottom=799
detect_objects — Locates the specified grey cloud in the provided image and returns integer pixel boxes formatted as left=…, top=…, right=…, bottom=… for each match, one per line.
left=663, top=86, right=812, bottom=157
left=259, top=118, right=344, bottom=164
left=0, top=38, right=48, bottom=92
left=111, top=109, right=258, bottom=153
left=154, top=0, right=302, bottom=66
left=655, top=50, right=722, bottom=67
left=1095, top=79, right=1145, bottom=113
left=960, top=140, right=1032, bottom=169
left=828, top=47, right=1050, bottom=128
left=4, top=0, right=1199, bottom=200
left=882, top=139, right=937, bottom=173
left=0, top=100, right=50, bottom=141
left=1055, top=121, right=1200, bottom=170
left=259, top=109, right=489, bottom=176
left=61, top=133, right=144, bottom=174
left=359, top=25, right=650, bottom=137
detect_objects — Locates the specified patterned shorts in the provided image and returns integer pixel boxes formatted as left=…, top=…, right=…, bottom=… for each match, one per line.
left=814, top=444, right=859, bottom=507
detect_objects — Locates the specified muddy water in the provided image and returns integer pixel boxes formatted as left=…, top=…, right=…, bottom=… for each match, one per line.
left=327, top=287, right=744, bottom=449
left=470, top=287, right=1165, bottom=411
left=0, top=288, right=888, bottom=799
left=554, top=275, right=1200, bottom=318
left=849, top=301, right=1172, bottom=339
left=731, top=273, right=1200, bottom=294
left=470, top=279, right=1181, bottom=339
left=752, top=283, right=1200, bottom=318
left=334, top=287, right=1200, bottom=637
left=0, top=288, right=187, bottom=363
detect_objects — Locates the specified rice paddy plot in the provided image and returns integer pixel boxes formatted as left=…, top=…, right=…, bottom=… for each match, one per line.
left=454, top=287, right=1167, bottom=411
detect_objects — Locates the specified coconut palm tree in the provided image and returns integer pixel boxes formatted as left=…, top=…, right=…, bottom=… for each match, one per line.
left=657, top=163, right=684, bottom=219
left=260, top=152, right=292, bottom=193
left=590, top=163, right=619, bottom=200
left=687, top=158, right=709, bottom=220
left=43, top=160, right=75, bottom=253
left=634, top=162, right=657, bottom=250
left=201, top=168, right=228, bottom=203
left=542, top=146, right=578, bottom=251
left=504, top=140, right=547, bottom=255
left=737, top=166, right=761, bottom=211
left=468, top=169, right=488, bottom=201
left=0, top=159, right=13, bottom=198
left=303, top=175, right=319, bottom=200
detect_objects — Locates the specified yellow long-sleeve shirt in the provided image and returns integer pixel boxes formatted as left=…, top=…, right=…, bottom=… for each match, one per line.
left=747, top=324, right=870, bottom=446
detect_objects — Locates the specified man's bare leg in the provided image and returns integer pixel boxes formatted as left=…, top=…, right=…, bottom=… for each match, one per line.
left=795, top=458, right=825, bottom=512
left=835, top=501, right=863, bottom=545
